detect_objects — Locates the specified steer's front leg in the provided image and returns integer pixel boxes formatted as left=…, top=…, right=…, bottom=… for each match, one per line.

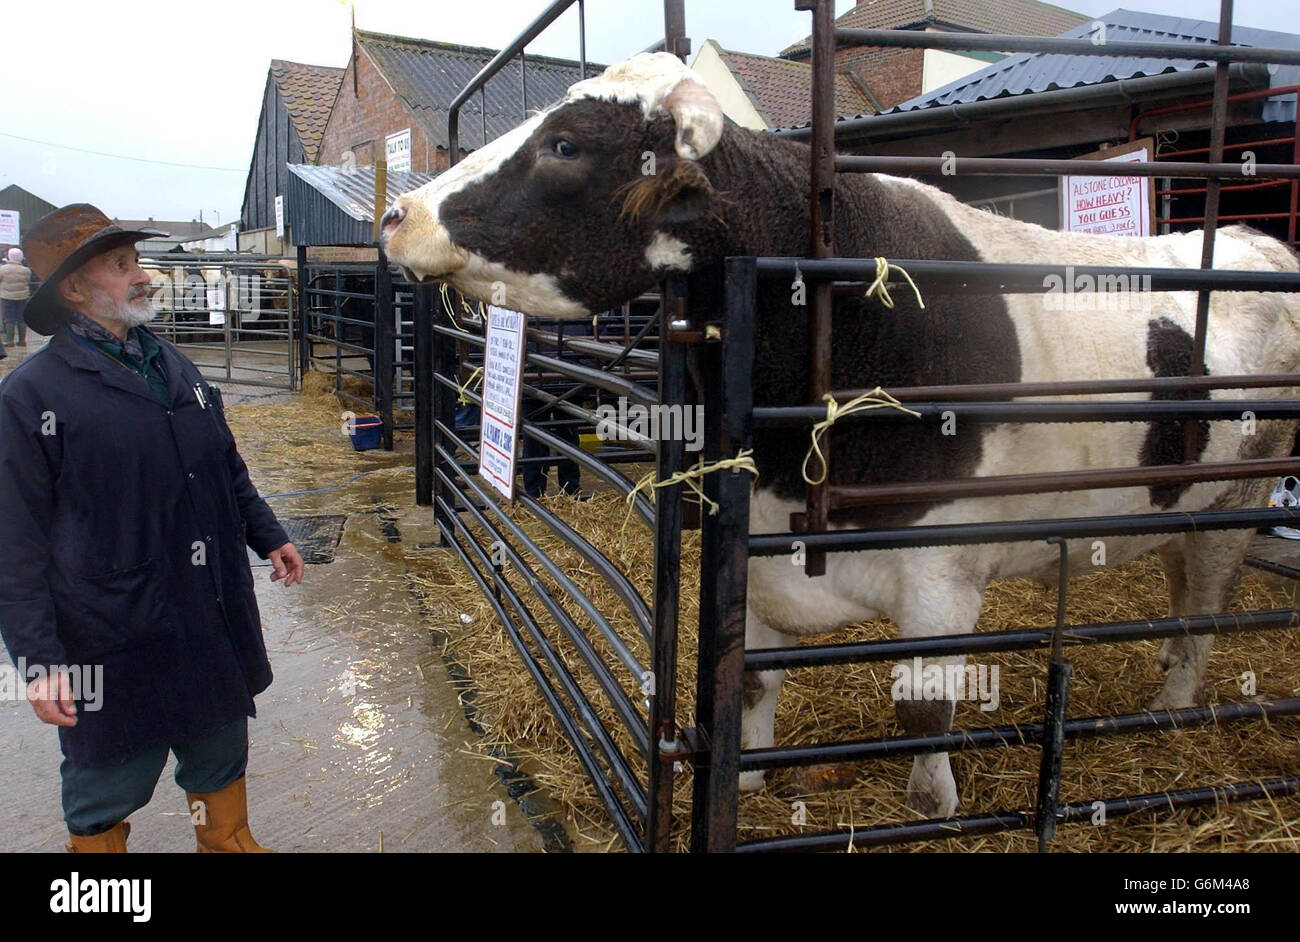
left=894, top=579, right=986, bottom=818
left=738, top=611, right=791, bottom=793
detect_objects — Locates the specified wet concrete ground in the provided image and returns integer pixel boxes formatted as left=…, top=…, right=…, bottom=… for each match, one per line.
left=0, top=337, right=549, bottom=852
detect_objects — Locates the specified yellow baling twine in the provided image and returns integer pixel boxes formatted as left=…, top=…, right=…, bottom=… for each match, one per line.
left=456, top=366, right=484, bottom=405
left=864, top=257, right=925, bottom=310
left=801, top=389, right=921, bottom=486
left=622, top=449, right=759, bottom=533
left=439, top=282, right=487, bottom=326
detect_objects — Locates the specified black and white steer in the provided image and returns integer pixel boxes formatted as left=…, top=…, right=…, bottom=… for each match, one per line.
left=382, top=53, right=1300, bottom=816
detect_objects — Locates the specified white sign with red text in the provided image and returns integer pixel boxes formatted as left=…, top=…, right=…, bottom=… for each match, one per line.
left=1061, top=142, right=1153, bottom=238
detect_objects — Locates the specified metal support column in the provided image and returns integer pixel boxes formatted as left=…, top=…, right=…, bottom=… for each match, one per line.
left=415, top=282, right=435, bottom=505
left=296, top=244, right=309, bottom=384
left=691, top=259, right=756, bottom=853
left=375, top=251, right=396, bottom=451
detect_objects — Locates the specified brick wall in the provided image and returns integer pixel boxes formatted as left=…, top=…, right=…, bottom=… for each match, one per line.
left=317, top=48, right=449, bottom=173
left=835, top=46, right=924, bottom=110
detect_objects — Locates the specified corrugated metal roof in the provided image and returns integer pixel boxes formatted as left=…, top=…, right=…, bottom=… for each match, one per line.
left=287, top=164, right=434, bottom=222
left=356, top=30, right=601, bottom=152
left=286, top=164, right=435, bottom=246
left=888, top=8, right=1300, bottom=123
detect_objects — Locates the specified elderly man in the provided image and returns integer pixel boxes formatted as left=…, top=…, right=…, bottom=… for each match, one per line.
left=0, top=204, right=303, bottom=853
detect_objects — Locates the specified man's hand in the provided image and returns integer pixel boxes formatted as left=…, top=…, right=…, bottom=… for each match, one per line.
left=268, top=542, right=304, bottom=587
left=27, top=669, right=78, bottom=727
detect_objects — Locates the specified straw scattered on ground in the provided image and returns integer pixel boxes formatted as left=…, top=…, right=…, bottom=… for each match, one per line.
left=224, top=368, right=414, bottom=515
left=408, top=493, right=1300, bottom=853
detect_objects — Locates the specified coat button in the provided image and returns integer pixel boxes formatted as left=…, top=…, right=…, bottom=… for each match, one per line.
left=205, top=535, right=212, bottom=542
left=188, top=472, right=195, bottom=479
left=167, top=411, right=174, bottom=416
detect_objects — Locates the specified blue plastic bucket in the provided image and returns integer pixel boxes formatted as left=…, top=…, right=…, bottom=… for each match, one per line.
left=349, top=415, right=382, bottom=451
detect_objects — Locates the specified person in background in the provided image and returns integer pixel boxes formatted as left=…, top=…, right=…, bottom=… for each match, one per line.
left=0, top=247, right=32, bottom=349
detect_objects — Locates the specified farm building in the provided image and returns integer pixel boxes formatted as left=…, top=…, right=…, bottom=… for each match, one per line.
left=239, top=59, right=346, bottom=255
left=0, top=184, right=57, bottom=250
left=315, top=29, right=600, bottom=173
left=112, top=216, right=221, bottom=254
left=780, top=9, right=1300, bottom=246
left=780, top=0, right=1090, bottom=110
left=690, top=39, right=877, bottom=129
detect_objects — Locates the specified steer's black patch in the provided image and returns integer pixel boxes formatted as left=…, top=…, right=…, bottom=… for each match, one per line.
left=435, top=106, right=1022, bottom=527
left=744, top=168, right=1022, bottom=530
left=1139, top=316, right=1209, bottom=507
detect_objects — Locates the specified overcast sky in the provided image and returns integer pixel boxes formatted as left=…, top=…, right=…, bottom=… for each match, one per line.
left=0, top=0, right=1292, bottom=227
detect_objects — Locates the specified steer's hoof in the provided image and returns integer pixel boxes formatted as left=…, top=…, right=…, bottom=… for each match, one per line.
left=738, top=770, right=768, bottom=793
left=1148, top=684, right=1202, bottom=712
left=907, top=761, right=958, bottom=819
left=906, top=785, right=958, bottom=820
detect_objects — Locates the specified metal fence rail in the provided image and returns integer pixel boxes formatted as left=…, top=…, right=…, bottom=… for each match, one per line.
left=143, top=256, right=296, bottom=390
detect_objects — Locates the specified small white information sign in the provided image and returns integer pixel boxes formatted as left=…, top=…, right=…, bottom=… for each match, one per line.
left=207, top=279, right=227, bottom=326
left=478, top=305, right=527, bottom=501
left=0, top=210, right=18, bottom=245
left=1060, top=139, right=1154, bottom=238
left=274, top=195, right=285, bottom=237
left=385, top=128, right=412, bottom=173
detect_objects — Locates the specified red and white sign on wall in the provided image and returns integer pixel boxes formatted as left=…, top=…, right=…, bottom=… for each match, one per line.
left=1060, top=138, right=1156, bottom=238
left=0, top=210, right=18, bottom=245
left=478, top=305, right=527, bottom=501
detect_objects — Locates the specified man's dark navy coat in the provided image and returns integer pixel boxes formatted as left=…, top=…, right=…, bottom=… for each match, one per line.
left=0, top=324, right=287, bottom=765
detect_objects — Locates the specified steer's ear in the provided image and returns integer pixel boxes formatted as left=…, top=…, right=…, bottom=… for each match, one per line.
left=619, top=158, right=716, bottom=227
left=662, top=78, right=723, bottom=161
left=656, top=159, right=716, bottom=225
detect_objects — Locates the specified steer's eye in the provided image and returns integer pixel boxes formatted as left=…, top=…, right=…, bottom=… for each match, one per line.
left=552, top=138, right=579, bottom=159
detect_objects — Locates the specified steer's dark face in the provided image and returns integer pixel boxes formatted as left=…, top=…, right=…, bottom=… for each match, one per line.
left=381, top=53, right=725, bottom=318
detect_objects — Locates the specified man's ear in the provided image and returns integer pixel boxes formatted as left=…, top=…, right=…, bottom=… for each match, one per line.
left=57, top=273, right=85, bottom=307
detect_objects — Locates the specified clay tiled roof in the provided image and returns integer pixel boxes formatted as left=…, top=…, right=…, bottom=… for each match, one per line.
left=713, top=45, right=876, bottom=128
left=782, top=0, right=1089, bottom=57
left=269, top=59, right=345, bottom=163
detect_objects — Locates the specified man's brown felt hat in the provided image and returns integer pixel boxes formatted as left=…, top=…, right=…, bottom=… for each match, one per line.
left=20, top=204, right=166, bottom=335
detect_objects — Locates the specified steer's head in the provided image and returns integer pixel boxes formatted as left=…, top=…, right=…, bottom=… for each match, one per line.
left=381, top=52, right=726, bottom=318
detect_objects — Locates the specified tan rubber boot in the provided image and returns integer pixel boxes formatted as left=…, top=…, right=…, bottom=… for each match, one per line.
left=65, top=821, right=130, bottom=853
left=186, top=775, right=274, bottom=853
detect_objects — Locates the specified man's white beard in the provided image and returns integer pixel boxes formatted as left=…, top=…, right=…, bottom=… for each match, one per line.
left=87, top=284, right=156, bottom=329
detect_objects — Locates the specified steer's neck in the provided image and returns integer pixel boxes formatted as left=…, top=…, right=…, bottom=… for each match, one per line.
left=698, top=125, right=889, bottom=262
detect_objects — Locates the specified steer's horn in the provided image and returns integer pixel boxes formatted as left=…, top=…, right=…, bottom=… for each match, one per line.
left=662, top=79, right=723, bottom=161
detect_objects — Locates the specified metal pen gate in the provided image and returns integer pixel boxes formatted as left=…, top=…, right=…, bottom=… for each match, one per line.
left=298, top=259, right=418, bottom=449
left=683, top=0, right=1300, bottom=852
left=422, top=0, right=1300, bottom=852
left=143, top=255, right=296, bottom=390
